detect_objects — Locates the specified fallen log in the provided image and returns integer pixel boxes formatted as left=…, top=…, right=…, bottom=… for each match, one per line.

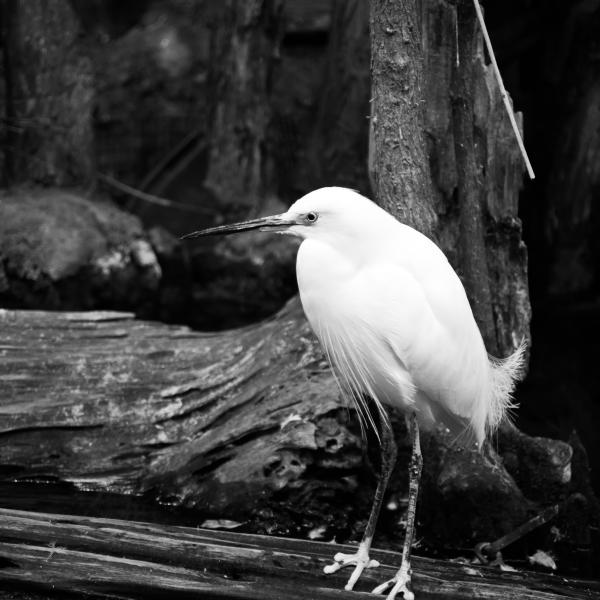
left=0, top=303, right=363, bottom=531
left=0, top=306, right=594, bottom=570
left=0, top=507, right=597, bottom=600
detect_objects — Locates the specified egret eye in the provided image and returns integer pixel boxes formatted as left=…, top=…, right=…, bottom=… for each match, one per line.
left=305, top=212, right=318, bottom=223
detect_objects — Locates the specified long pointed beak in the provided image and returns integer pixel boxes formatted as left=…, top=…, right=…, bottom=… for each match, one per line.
left=180, top=214, right=297, bottom=240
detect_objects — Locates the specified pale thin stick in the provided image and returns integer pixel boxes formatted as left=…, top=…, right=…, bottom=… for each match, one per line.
left=472, top=0, right=535, bottom=180
left=98, top=173, right=213, bottom=215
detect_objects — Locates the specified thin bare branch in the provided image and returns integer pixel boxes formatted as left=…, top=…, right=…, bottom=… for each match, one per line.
left=98, top=172, right=214, bottom=215
left=472, top=0, right=535, bottom=180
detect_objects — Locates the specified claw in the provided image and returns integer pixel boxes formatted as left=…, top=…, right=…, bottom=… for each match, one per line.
left=323, top=541, right=380, bottom=591
left=372, top=564, right=414, bottom=600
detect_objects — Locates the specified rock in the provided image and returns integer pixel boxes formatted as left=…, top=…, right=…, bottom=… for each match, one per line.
left=0, top=187, right=161, bottom=312
left=498, top=423, right=574, bottom=502
left=422, top=431, right=529, bottom=546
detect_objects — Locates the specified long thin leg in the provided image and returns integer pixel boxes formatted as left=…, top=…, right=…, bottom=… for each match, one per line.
left=373, top=413, right=422, bottom=600
left=324, top=413, right=397, bottom=590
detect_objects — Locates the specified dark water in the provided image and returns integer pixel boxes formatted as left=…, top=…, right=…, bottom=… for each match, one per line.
left=0, top=480, right=206, bottom=528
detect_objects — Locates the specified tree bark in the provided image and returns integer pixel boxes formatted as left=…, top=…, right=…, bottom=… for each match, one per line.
left=450, top=0, right=495, bottom=346
left=203, top=0, right=284, bottom=217
left=369, top=0, right=530, bottom=356
left=305, top=0, right=372, bottom=194
left=369, top=0, right=438, bottom=238
left=0, top=0, right=94, bottom=186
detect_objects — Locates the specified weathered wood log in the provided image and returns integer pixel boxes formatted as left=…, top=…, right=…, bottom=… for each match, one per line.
left=0, top=303, right=358, bottom=529
left=0, top=508, right=597, bottom=600
left=0, top=306, right=592, bottom=569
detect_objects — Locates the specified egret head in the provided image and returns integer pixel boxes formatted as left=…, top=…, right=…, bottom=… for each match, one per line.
left=181, top=187, right=390, bottom=242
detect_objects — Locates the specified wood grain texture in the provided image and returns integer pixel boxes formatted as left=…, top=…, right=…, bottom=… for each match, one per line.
left=0, top=303, right=364, bottom=533
left=0, top=306, right=589, bottom=559
left=0, top=507, right=597, bottom=600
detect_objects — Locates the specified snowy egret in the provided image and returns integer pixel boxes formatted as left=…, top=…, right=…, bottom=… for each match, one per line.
left=182, top=187, right=524, bottom=600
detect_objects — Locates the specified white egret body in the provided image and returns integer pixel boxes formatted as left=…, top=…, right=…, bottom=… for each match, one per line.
left=182, top=187, right=524, bottom=600
left=291, top=188, right=520, bottom=445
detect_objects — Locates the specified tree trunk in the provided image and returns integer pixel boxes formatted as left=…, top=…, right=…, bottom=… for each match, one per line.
left=0, top=0, right=94, bottom=186
left=202, top=0, right=284, bottom=217
left=369, top=0, right=530, bottom=357
left=369, top=0, right=438, bottom=239
left=450, top=0, right=494, bottom=345
left=305, top=0, right=371, bottom=194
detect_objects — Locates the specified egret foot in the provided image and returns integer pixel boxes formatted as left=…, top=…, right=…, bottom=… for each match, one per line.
left=323, top=539, right=380, bottom=591
left=372, top=561, right=414, bottom=600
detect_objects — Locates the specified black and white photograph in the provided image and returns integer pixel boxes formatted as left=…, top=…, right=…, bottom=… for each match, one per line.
left=0, top=1, right=598, bottom=599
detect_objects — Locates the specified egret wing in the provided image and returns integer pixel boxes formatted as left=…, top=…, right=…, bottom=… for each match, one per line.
left=356, top=259, right=491, bottom=444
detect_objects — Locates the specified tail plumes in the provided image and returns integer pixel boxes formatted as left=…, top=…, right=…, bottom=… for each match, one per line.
left=486, top=340, right=527, bottom=433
